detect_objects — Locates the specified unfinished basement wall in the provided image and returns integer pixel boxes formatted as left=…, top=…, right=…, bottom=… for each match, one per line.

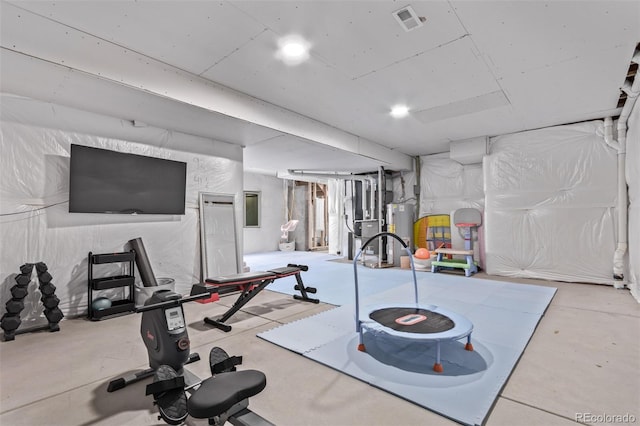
left=420, top=120, right=620, bottom=285
left=418, top=154, right=486, bottom=267
left=0, top=94, right=244, bottom=326
left=483, top=120, right=617, bottom=284
left=291, top=182, right=310, bottom=251
left=418, top=154, right=485, bottom=215
left=626, top=99, right=640, bottom=301
left=242, top=172, right=286, bottom=254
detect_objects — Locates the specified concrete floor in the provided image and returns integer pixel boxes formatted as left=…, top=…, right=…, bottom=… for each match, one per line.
left=0, top=270, right=638, bottom=426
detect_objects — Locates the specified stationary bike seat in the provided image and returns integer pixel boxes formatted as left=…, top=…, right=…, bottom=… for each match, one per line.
left=187, top=370, right=267, bottom=419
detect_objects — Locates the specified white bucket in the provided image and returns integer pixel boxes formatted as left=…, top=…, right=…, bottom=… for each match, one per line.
left=135, top=277, right=175, bottom=306
left=279, top=242, right=295, bottom=251
left=412, top=256, right=432, bottom=270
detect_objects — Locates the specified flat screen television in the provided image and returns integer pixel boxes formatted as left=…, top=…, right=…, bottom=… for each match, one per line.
left=69, top=144, right=187, bottom=215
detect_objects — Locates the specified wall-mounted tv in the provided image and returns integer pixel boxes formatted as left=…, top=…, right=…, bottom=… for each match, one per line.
left=69, top=144, right=187, bottom=215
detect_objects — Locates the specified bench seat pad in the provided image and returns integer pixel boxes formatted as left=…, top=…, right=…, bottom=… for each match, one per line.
left=187, top=370, right=267, bottom=419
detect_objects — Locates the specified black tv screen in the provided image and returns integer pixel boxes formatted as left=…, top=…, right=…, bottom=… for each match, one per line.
left=69, top=144, right=187, bottom=214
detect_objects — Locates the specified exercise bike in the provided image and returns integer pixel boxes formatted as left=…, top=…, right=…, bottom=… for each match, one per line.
left=107, top=288, right=272, bottom=426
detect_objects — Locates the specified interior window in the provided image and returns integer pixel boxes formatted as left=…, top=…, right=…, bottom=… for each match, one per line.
left=244, top=191, right=260, bottom=228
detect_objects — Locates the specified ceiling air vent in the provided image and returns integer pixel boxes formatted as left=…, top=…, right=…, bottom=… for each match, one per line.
left=393, top=6, right=425, bottom=32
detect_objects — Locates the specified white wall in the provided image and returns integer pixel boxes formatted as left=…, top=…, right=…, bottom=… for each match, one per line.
left=242, top=172, right=286, bottom=253
left=0, top=94, right=243, bottom=324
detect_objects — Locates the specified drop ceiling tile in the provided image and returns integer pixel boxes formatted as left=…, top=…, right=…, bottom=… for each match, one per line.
left=200, top=29, right=377, bottom=137
left=451, top=0, right=640, bottom=78
left=430, top=107, right=526, bottom=143
left=414, top=90, right=510, bottom=124
left=500, top=44, right=634, bottom=130
left=8, top=0, right=266, bottom=75
left=355, top=36, right=501, bottom=113
left=231, top=0, right=467, bottom=79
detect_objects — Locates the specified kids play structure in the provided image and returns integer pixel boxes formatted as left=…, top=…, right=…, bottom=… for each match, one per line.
left=431, top=208, right=482, bottom=277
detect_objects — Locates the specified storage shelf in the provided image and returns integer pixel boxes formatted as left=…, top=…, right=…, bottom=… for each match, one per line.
left=91, top=275, right=135, bottom=290
left=91, top=252, right=135, bottom=264
left=88, top=251, right=136, bottom=320
left=90, top=300, right=136, bottom=320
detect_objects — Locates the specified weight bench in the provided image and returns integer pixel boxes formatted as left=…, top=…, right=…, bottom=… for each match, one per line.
left=199, top=264, right=319, bottom=332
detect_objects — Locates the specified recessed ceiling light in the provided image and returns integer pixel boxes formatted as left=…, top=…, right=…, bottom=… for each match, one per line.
left=390, top=105, right=410, bottom=118
left=277, top=35, right=310, bottom=65
left=282, top=42, right=306, bottom=58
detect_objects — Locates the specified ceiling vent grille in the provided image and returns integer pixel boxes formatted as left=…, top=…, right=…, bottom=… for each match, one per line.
left=393, top=6, right=424, bottom=32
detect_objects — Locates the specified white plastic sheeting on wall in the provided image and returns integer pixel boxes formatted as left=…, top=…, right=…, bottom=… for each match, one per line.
left=390, top=169, right=418, bottom=206
left=243, top=172, right=286, bottom=254
left=483, top=121, right=618, bottom=284
left=626, top=99, right=639, bottom=301
left=419, top=154, right=485, bottom=216
left=419, top=155, right=485, bottom=267
left=0, top=95, right=243, bottom=326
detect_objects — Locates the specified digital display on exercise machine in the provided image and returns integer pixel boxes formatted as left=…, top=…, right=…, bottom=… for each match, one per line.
left=165, top=307, right=185, bottom=331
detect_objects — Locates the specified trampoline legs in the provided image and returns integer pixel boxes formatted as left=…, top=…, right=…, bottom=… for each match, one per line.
left=433, top=342, right=443, bottom=373
left=357, top=330, right=366, bottom=352
left=465, top=335, right=474, bottom=351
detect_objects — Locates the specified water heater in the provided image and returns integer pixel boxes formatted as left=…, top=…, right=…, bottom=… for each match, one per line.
left=386, top=203, right=415, bottom=265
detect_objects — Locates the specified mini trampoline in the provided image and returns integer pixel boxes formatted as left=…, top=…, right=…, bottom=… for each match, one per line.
left=354, top=232, right=474, bottom=372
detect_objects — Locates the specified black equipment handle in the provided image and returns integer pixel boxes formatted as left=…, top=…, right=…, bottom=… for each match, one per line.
left=353, top=232, right=418, bottom=334
left=361, top=231, right=408, bottom=252
left=135, top=291, right=211, bottom=313
left=287, top=263, right=308, bottom=272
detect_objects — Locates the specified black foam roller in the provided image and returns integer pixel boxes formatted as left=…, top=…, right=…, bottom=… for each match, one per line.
left=128, top=237, right=158, bottom=287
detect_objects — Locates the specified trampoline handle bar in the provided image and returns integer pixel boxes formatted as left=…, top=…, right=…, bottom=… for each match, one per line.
left=353, top=232, right=419, bottom=333
left=360, top=231, right=408, bottom=252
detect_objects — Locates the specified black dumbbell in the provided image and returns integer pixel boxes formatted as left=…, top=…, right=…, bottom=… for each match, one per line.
left=38, top=271, right=52, bottom=284
left=10, top=286, right=29, bottom=300
left=1, top=314, right=22, bottom=332
left=41, top=295, right=60, bottom=310
left=14, top=274, right=31, bottom=286
left=19, top=263, right=34, bottom=275
left=5, top=299, right=25, bottom=314
left=39, top=283, right=56, bottom=296
left=44, top=307, right=64, bottom=324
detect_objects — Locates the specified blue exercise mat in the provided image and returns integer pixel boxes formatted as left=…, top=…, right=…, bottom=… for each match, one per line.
left=258, top=268, right=556, bottom=426
left=244, top=251, right=417, bottom=305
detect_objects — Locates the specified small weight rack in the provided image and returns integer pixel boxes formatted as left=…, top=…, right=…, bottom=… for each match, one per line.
left=1, top=262, right=64, bottom=341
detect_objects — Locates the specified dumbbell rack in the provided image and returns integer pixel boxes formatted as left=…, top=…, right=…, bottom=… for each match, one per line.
left=88, top=251, right=136, bottom=320
left=1, top=262, right=64, bottom=341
